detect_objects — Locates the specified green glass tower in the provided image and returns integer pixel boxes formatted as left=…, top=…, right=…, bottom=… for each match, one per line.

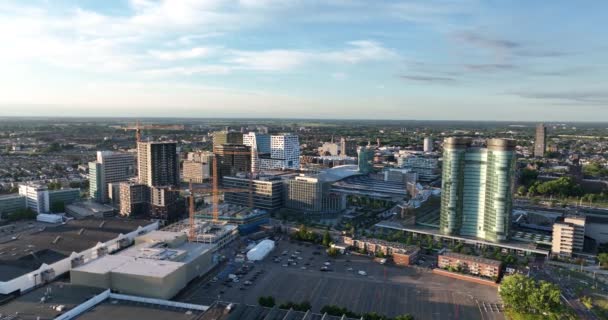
left=440, top=137, right=516, bottom=242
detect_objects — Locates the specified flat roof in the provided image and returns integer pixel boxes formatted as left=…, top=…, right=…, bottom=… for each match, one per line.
left=112, top=259, right=184, bottom=278
left=441, top=252, right=502, bottom=266
left=77, top=299, right=204, bottom=320
left=0, top=193, right=24, bottom=200
left=376, top=221, right=550, bottom=255
left=0, top=218, right=154, bottom=281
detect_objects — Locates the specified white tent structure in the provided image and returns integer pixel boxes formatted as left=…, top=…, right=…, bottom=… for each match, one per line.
left=246, top=239, right=275, bottom=261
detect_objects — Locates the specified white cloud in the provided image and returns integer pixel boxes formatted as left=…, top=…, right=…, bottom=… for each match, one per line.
left=148, top=47, right=215, bottom=61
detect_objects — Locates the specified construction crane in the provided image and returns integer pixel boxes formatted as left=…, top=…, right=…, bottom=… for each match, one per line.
left=186, top=147, right=256, bottom=242
left=123, top=121, right=185, bottom=142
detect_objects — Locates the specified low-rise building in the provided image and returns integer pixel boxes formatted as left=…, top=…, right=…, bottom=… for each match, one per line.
left=342, top=236, right=420, bottom=266
left=438, top=252, right=502, bottom=279
left=0, top=194, right=26, bottom=218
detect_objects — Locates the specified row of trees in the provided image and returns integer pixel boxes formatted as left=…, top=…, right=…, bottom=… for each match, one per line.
left=258, top=297, right=414, bottom=319
left=291, top=225, right=334, bottom=248
left=500, top=274, right=564, bottom=317
left=520, top=176, right=583, bottom=198
left=5, top=208, right=36, bottom=221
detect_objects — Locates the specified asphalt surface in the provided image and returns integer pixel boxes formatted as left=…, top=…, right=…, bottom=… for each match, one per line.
left=178, top=238, right=504, bottom=320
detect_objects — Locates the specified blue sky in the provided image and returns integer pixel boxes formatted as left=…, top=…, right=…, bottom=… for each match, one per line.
left=0, top=0, right=606, bottom=120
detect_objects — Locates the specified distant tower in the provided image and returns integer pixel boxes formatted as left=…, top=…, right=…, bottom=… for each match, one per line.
left=376, top=138, right=381, bottom=147
left=423, top=137, right=433, bottom=153
left=357, top=147, right=374, bottom=174
left=137, top=141, right=179, bottom=187
left=534, top=123, right=546, bottom=157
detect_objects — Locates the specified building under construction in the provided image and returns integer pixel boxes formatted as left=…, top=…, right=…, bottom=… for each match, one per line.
left=163, top=219, right=239, bottom=249
left=194, top=203, right=270, bottom=234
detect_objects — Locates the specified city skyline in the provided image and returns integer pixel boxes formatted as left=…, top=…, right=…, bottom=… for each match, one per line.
left=0, top=0, right=607, bottom=121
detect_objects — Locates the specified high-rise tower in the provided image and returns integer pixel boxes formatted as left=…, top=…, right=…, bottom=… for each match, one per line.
left=534, top=123, right=546, bottom=157
left=440, top=137, right=516, bottom=242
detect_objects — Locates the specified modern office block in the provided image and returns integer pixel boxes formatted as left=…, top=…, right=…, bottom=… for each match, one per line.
left=223, top=176, right=284, bottom=211
left=0, top=194, right=26, bottom=218
left=440, top=137, right=516, bottom=242
left=284, top=176, right=344, bottom=214
left=215, top=144, right=251, bottom=180
left=423, top=137, right=433, bottom=153
left=357, top=147, right=374, bottom=174
left=89, top=151, right=135, bottom=203
left=19, top=183, right=50, bottom=214
left=213, top=131, right=243, bottom=147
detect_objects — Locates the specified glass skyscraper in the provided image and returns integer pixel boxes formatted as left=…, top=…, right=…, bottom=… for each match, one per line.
left=440, top=137, right=516, bottom=242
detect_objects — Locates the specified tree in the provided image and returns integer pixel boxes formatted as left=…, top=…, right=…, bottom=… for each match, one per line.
left=6, top=208, right=36, bottom=221
left=517, top=185, right=527, bottom=196
left=500, top=275, right=563, bottom=316
left=598, top=253, right=608, bottom=269
left=500, top=274, right=535, bottom=312
left=322, top=230, right=332, bottom=247
left=528, top=281, right=562, bottom=314
left=394, top=315, right=414, bottom=320
left=258, top=296, right=275, bottom=308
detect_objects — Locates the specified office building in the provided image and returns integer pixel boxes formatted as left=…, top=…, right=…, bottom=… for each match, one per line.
left=285, top=176, right=344, bottom=214
left=440, top=137, right=516, bottom=242
left=213, top=131, right=243, bottom=147
left=552, top=215, right=586, bottom=257
left=243, top=132, right=270, bottom=172
left=149, top=186, right=181, bottom=221
left=266, top=134, right=300, bottom=170
left=137, top=141, right=179, bottom=188
left=357, top=147, right=374, bottom=174
left=19, top=183, right=50, bottom=214
left=438, top=252, right=502, bottom=279
left=423, top=137, right=433, bottom=153
left=89, top=151, right=135, bottom=203
left=215, top=144, right=251, bottom=180
left=0, top=194, right=26, bottom=219
left=399, top=156, right=439, bottom=182
left=222, top=176, right=284, bottom=211
left=48, top=188, right=80, bottom=208
left=534, top=123, right=546, bottom=158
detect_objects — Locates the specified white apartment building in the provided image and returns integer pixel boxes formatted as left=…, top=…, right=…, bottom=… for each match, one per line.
left=552, top=216, right=586, bottom=257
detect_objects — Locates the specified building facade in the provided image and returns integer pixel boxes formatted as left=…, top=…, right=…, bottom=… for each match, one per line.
left=213, top=131, right=243, bottom=147
left=357, top=147, right=374, bottom=174
left=137, top=141, right=179, bottom=188
left=534, top=123, right=546, bottom=158
left=182, top=160, right=211, bottom=183
left=0, top=194, right=26, bottom=218
left=440, top=137, right=516, bottom=242
left=222, top=176, right=284, bottom=211
left=89, top=151, right=135, bottom=203
left=423, top=137, right=433, bottom=153
left=438, top=252, right=502, bottom=279
left=215, top=144, right=251, bottom=180
left=399, top=156, right=439, bottom=182
left=19, top=183, right=50, bottom=213
left=119, top=182, right=150, bottom=217
left=285, top=176, right=345, bottom=214
left=268, top=134, right=300, bottom=170
left=552, top=215, right=586, bottom=257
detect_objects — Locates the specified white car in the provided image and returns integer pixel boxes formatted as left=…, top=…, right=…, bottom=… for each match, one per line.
left=324, top=262, right=331, bottom=266
left=358, top=270, right=367, bottom=276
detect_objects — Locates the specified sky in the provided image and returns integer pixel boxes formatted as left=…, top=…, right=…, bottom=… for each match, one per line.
left=0, top=0, right=607, bottom=121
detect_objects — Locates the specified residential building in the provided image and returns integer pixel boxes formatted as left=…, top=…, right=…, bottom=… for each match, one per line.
left=0, top=194, right=26, bottom=219
left=182, top=160, right=211, bottom=183
left=438, top=252, right=502, bottom=279
left=149, top=187, right=181, bottom=221
left=342, top=236, right=419, bottom=266
left=423, top=137, right=433, bottom=153
left=89, top=151, right=135, bottom=203
left=137, top=141, right=179, bottom=188
left=552, top=215, right=586, bottom=257
left=357, top=147, right=374, bottom=174
left=440, top=137, right=516, bottom=242
left=222, top=176, right=284, bottom=211
left=119, top=181, right=150, bottom=217
left=19, top=183, right=50, bottom=213
left=213, top=131, right=243, bottom=147
left=215, top=144, right=251, bottom=180
left=534, top=123, right=546, bottom=158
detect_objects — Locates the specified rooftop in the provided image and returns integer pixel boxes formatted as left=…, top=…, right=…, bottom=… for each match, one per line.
left=76, top=299, right=204, bottom=320
left=441, top=252, right=503, bottom=267
left=0, top=218, right=154, bottom=281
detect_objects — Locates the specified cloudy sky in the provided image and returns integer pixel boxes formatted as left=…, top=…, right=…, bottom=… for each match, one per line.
left=0, top=0, right=606, bottom=120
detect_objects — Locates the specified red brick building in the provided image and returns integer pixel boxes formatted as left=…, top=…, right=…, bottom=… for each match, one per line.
left=438, top=252, right=502, bottom=279
left=342, top=236, right=419, bottom=266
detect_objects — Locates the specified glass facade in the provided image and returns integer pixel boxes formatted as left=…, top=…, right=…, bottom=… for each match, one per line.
left=440, top=138, right=515, bottom=242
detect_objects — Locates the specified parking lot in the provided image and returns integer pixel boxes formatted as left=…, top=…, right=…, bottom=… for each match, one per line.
left=178, top=238, right=504, bottom=320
